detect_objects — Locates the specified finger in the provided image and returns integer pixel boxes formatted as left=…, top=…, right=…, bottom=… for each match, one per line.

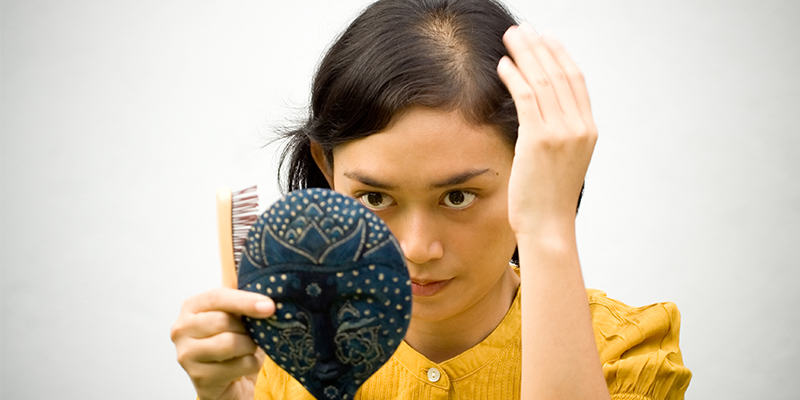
left=190, top=331, right=259, bottom=363
left=497, top=55, right=544, bottom=127
left=254, top=346, right=266, bottom=363
left=529, top=30, right=581, bottom=118
left=502, top=23, right=560, bottom=120
left=542, top=36, right=593, bottom=120
left=215, top=354, right=264, bottom=383
left=185, top=287, right=274, bottom=318
left=517, top=23, right=576, bottom=119
left=190, top=311, right=248, bottom=339
left=192, top=353, right=264, bottom=387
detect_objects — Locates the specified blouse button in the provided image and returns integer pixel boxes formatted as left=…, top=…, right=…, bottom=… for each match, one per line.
left=427, top=367, right=441, bottom=382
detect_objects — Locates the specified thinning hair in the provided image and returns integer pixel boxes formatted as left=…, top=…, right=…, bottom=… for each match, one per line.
left=278, top=0, right=519, bottom=192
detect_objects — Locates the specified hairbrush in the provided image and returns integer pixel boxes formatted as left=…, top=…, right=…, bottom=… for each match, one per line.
left=238, top=188, right=411, bottom=400
left=216, top=185, right=259, bottom=288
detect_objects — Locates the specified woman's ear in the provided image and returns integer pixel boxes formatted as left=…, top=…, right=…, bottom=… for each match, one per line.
left=310, top=141, right=335, bottom=189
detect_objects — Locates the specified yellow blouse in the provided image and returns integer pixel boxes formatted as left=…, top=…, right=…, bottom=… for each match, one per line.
left=253, top=288, right=691, bottom=400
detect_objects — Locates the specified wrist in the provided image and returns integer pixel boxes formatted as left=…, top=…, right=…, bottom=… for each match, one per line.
left=514, top=219, right=580, bottom=274
left=511, top=213, right=576, bottom=240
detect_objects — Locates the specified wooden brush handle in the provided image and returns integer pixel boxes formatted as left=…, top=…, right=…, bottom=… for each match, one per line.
left=216, top=187, right=237, bottom=289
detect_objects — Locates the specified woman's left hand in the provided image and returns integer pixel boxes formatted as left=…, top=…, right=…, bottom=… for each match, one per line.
left=498, top=23, right=610, bottom=400
left=497, top=23, right=597, bottom=236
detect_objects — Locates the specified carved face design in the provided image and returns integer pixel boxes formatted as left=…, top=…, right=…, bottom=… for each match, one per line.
left=239, top=189, right=411, bottom=400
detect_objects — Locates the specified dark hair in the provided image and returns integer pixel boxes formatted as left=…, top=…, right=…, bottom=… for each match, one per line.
left=278, top=0, right=519, bottom=192
left=277, top=0, right=584, bottom=264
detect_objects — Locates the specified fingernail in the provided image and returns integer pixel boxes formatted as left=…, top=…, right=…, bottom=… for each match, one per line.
left=255, top=300, right=273, bottom=314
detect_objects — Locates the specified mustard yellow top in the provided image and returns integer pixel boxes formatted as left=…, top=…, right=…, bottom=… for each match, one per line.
left=253, top=288, right=691, bottom=400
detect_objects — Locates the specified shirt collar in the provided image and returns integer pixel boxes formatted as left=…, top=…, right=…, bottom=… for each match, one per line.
left=391, top=282, right=521, bottom=386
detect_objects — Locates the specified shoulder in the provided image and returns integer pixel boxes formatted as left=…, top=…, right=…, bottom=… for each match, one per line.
left=586, top=289, right=692, bottom=400
left=587, top=289, right=682, bottom=349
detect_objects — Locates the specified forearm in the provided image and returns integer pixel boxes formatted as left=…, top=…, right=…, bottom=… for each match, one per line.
left=517, top=220, right=609, bottom=400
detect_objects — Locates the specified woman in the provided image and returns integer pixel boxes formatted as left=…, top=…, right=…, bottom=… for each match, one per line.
left=171, top=0, right=692, bottom=399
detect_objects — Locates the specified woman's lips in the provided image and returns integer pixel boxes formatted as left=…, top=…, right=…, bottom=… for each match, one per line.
left=411, top=279, right=451, bottom=296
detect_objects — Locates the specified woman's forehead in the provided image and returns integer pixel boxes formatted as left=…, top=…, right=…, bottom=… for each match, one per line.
left=332, top=107, right=513, bottom=174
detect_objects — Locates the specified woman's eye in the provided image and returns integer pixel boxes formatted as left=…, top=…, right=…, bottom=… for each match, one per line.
left=442, top=191, right=476, bottom=209
left=358, top=192, right=395, bottom=210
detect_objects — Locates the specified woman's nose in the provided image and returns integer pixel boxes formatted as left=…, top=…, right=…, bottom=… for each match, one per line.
left=395, top=210, right=444, bottom=265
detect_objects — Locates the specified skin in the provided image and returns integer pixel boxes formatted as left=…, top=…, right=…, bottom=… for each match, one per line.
left=321, top=107, right=520, bottom=362
left=499, top=23, right=608, bottom=399
left=172, top=22, right=609, bottom=400
left=171, top=288, right=274, bottom=400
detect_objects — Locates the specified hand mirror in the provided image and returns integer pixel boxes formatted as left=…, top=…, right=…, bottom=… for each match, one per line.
left=238, top=188, right=411, bottom=400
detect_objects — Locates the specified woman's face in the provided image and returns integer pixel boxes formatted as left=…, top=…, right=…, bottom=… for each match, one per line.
left=329, top=106, right=518, bottom=322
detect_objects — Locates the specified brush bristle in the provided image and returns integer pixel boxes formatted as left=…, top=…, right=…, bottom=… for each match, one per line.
left=232, top=185, right=259, bottom=270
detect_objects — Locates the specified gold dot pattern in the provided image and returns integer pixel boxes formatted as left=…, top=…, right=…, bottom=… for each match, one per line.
left=236, top=188, right=411, bottom=400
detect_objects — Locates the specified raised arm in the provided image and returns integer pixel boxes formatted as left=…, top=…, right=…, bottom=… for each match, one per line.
left=497, top=22, right=609, bottom=400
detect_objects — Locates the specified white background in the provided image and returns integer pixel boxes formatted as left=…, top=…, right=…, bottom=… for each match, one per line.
left=1, top=0, right=798, bottom=398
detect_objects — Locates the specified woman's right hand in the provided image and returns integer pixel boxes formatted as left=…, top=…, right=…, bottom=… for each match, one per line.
left=171, top=287, right=275, bottom=400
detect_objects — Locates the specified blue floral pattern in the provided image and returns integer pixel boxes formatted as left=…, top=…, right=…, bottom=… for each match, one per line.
left=239, top=188, right=411, bottom=400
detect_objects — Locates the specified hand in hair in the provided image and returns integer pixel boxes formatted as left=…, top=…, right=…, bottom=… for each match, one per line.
left=498, top=23, right=598, bottom=235
left=497, top=23, right=609, bottom=400
left=171, top=288, right=274, bottom=400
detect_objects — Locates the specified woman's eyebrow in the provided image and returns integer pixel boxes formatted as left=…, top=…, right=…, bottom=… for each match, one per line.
left=430, top=168, right=491, bottom=189
left=343, top=170, right=397, bottom=190
left=343, top=168, right=493, bottom=190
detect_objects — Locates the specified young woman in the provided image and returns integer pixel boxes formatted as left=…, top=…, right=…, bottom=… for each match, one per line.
left=171, top=0, right=692, bottom=399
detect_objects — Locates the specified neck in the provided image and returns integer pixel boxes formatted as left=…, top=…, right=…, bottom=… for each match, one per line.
left=403, top=265, right=520, bottom=363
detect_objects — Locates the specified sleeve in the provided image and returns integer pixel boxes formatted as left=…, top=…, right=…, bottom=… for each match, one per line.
left=587, top=290, right=692, bottom=400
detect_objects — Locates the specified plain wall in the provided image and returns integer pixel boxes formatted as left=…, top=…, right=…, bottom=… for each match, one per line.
left=2, top=0, right=798, bottom=398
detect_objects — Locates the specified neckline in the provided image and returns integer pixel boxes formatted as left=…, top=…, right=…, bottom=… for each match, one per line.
left=393, top=282, right=521, bottom=385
